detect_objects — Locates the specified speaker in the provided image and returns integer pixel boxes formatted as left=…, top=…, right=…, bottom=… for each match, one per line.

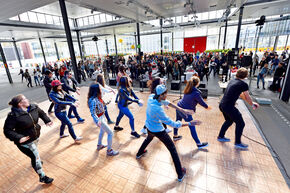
left=140, top=80, right=147, bottom=88
left=198, top=83, right=206, bottom=88
left=199, top=88, right=208, bottom=99
left=171, top=80, right=181, bottom=90
left=109, top=78, right=116, bottom=86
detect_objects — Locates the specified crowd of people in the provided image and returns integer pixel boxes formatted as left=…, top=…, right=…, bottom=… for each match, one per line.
left=3, top=47, right=289, bottom=186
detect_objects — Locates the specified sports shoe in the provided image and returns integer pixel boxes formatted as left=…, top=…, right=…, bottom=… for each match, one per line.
left=235, top=143, right=248, bottom=149
left=107, top=149, right=119, bottom=156
left=197, top=142, right=209, bottom=149
left=60, top=134, right=69, bottom=138
left=40, top=176, right=54, bottom=184
left=68, top=115, right=76, bottom=119
left=165, top=128, right=172, bottom=133
left=97, top=144, right=107, bottom=151
left=141, top=127, right=147, bottom=135
left=177, top=167, right=187, bottom=182
left=131, top=131, right=140, bottom=138
left=173, top=135, right=182, bottom=141
left=77, top=118, right=85, bottom=123
left=107, top=120, right=115, bottom=124
left=114, top=126, right=123, bottom=131
left=74, top=136, right=83, bottom=142
left=217, top=137, right=231, bottom=142
left=136, top=149, right=147, bottom=159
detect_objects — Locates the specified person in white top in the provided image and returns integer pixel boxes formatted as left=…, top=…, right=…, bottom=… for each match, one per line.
left=96, top=74, right=116, bottom=124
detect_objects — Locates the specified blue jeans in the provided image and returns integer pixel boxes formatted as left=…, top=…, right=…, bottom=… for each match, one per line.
left=116, top=103, right=135, bottom=132
left=34, top=76, right=40, bottom=86
left=98, top=115, right=113, bottom=150
left=257, top=74, right=265, bottom=88
left=68, top=105, right=80, bottom=119
left=173, top=110, right=201, bottom=144
left=104, top=105, right=112, bottom=122
left=55, top=111, right=77, bottom=139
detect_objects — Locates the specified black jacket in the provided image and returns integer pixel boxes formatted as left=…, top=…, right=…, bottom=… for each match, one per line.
left=43, top=76, right=53, bottom=95
left=3, top=104, right=51, bottom=145
left=61, top=77, right=78, bottom=94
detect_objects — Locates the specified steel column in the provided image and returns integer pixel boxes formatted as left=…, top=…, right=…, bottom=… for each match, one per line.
left=0, top=43, right=13, bottom=83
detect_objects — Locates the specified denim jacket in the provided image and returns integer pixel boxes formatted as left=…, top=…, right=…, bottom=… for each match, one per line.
left=118, top=87, right=139, bottom=107
left=49, top=91, right=76, bottom=113
left=88, top=97, right=105, bottom=124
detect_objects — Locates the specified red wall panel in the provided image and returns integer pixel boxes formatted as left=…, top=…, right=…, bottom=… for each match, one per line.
left=184, top=36, right=207, bottom=53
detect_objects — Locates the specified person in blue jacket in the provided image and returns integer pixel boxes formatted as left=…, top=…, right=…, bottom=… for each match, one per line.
left=49, top=80, right=82, bottom=142
left=136, top=84, right=201, bottom=182
left=113, top=76, right=141, bottom=138
left=173, top=76, right=211, bottom=149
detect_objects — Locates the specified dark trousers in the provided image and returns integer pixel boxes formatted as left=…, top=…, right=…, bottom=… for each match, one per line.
left=48, top=102, right=54, bottom=112
left=55, top=111, right=77, bottom=139
left=137, top=130, right=183, bottom=177
left=272, top=76, right=282, bottom=91
left=104, top=105, right=112, bottom=122
left=68, top=105, right=80, bottom=119
left=218, top=105, right=245, bottom=144
left=27, top=78, right=33, bottom=87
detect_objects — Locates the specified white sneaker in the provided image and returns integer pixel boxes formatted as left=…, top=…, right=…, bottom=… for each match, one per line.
left=165, top=128, right=172, bottom=133
left=74, top=136, right=83, bottom=142
left=141, top=127, right=147, bottom=134
left=60, top=134, right=69, bottom=138
left=107, top=149, right=119, bottom=156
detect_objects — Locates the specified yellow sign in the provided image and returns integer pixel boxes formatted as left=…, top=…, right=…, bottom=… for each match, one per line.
left=131, top=45, right=135, bottom=49
left=119, top=39, right=123, bottom=43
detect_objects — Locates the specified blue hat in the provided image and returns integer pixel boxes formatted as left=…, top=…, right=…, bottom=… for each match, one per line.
left=156, top=85, right=167, bottom=95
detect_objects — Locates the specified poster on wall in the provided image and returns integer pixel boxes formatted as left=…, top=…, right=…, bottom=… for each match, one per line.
left=184, top=36, right=207, bottom=53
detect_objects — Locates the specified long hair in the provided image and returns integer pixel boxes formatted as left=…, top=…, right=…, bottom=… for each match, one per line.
left=147, top=77, right=161, bottom=94
left=184, top=76, right=200, bottom=94
left=96, top=74, right=105, bottom=87
left=118, top=76, right=131, bottom=92
left=52, top=85, right=64, bottom=94
left=87, top=83, right=102, bottom=106
left=118, top=65, right=126, bottom=74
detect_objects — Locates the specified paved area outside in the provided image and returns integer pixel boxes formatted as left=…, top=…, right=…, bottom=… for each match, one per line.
left=0, top=90, right=289, bottom=193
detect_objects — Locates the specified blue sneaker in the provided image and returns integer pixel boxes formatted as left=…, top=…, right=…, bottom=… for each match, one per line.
left=197, top=142, right=208, bottom=149
left=177, top=167, right=186, bottom=182
left=68, top=115, right=75, bottom=119
left=217, top=137, right=231, bottom=142
left=235, top=143, right=248, bottom=149
left=77, top=118, right=85, bottom=123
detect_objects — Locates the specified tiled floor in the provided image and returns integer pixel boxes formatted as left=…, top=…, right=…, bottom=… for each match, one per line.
left=0, top=87, right=289, bottom=193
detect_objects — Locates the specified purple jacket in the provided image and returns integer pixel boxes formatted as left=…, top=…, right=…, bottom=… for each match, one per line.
left=178, top=87, right=208, bottom=112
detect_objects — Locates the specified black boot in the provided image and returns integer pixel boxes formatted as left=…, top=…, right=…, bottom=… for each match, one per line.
left=40, top=176, right=54, bottom=184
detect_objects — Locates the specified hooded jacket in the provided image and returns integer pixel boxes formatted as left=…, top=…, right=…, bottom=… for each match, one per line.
left=3, top=104, right=51, bottom=145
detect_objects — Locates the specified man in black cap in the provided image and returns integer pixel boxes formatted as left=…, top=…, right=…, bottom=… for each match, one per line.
left=43, top=70, right=54, bottom=113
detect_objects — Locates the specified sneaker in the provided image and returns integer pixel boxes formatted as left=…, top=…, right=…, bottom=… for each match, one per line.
left=68, top=115, right=76, bottom=119
left=136, top=149, right=148, bottom=159
left=40, top=176, right=54, bottom=184
left=114, top=126, right=123, bottom=131
left=165, top=128, right=172, bottom=133
left=177, top=167, right=187, bottom=182
left=75, top=136, right=83, bottom=142
left=235, top=143, right=248, bottom=149
left=131, top=131, right=140, bottom=138
left=97, top=144, right=107, bottom=151
left=141, top=127, right=147, bottom=135
left=77, top=118, right=85, bottom=123
left=217, top=137, right=231, bottom=142
left=173, top=135, right=182, bottom=141
left=257, top=86, right=260, bottom=89
left=60, top=134, right=69, bottom=138
left=107, top=120, right=115, bottom=124
left=197, top=142, right=209, bottom=149
left=107, top=149, right=119, bottom=156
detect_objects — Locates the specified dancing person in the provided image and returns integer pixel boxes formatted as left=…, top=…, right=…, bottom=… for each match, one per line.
left=173, top=76, right=210, bottom=149
left=141, top=77, right=193, bottom=134
left=61, top=70, right=84, bottom=123
left=115, top=65, right=130, bottom=103
left=4, top=94, right=54, bottom=184
left=88, top=83, right=119, bottom=156
left=96, top=74, right=116, bottom=124
left=43, top=70, right=55, bottom=113
left=114, top=76, right=141, bottom=138
left=49, top=80, right=83, bottom=142
left=218, top=68, right=259, bottom=149
left=136, top=85, right=201, bottom=182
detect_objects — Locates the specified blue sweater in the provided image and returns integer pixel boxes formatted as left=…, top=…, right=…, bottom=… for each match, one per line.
left=177, top=87, right=208, bottom=112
